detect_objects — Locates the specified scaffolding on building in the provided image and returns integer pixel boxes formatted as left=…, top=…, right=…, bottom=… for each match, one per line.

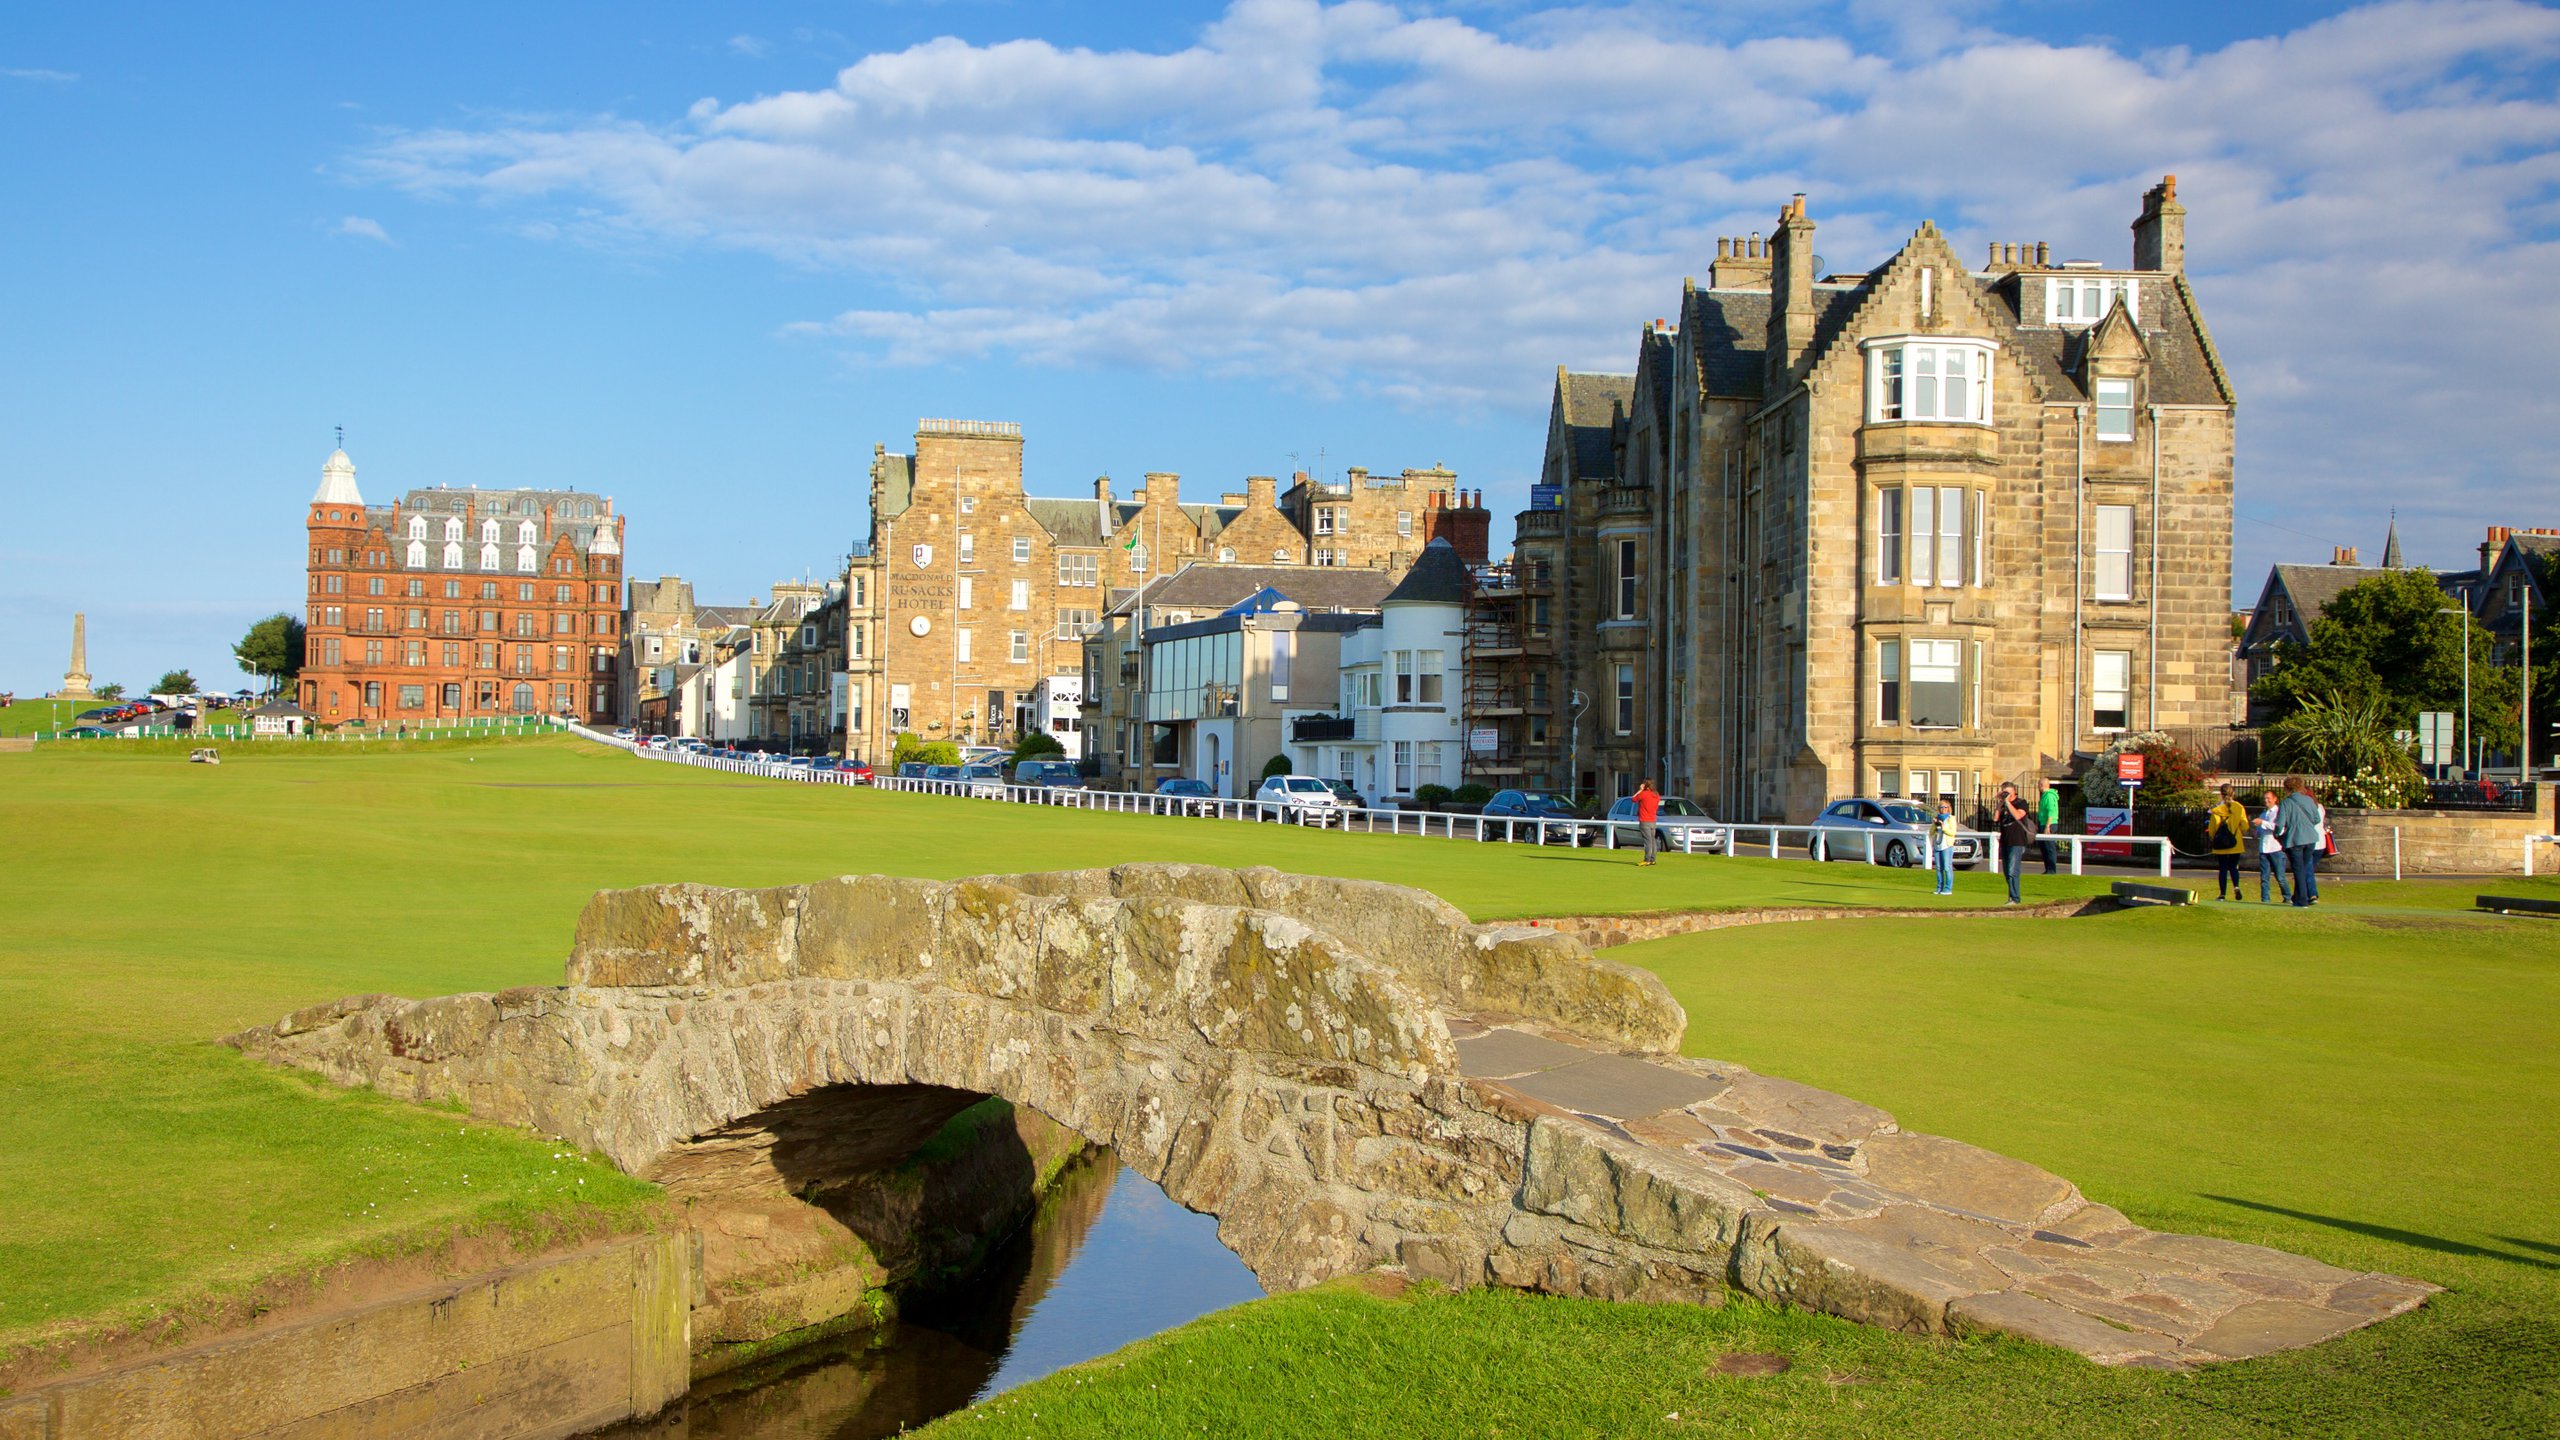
left=1461, top=550, right=1561, bottom=791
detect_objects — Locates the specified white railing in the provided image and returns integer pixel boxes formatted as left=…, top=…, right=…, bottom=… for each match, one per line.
left=586, top=737, right=2182, bottom=875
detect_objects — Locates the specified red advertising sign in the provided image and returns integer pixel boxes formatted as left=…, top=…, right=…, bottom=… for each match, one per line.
left=2116, top=752, right=2146, bottom=783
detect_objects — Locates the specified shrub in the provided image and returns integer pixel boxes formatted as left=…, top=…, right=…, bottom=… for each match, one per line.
left=2079, top=733, right=2209, bottom=810
left=1260, top=754, right=1293, bottom=780
left=1009, top=731, right=1066, bottom=764
left=1412, top=783, right=1454, bottom=808
left=891, top=732, right=959, bottom=769
left=1452, top=783, right=1494, bottom=805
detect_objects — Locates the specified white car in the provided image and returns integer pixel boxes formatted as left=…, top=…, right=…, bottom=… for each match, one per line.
left=1256, top=774, right=1343, bottom=825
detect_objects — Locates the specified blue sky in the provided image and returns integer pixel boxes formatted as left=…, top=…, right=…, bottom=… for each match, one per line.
left=5, top=1, right=2557, bottom=695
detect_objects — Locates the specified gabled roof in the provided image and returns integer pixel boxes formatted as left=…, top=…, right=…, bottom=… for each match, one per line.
left=1556, top=371, right=1633, bottom=481
left=1382, top=538, right=1467, bottom=606
left=2241, top=563, right=2391, bottom=653
left=1023, top=497, right=1134, bottom=548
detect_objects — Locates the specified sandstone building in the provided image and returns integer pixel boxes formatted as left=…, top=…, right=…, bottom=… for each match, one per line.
left=844, top=419, right=1469, bottom=765
left=1500, top=178, right=2235, bottom=819
left=300, top=447, right=625, bottom=727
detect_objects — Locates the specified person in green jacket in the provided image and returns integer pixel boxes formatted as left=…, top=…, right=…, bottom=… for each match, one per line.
left=2207, top=783, right=2252, bottom=900
left=2037, top=779, right=2062, bottom=873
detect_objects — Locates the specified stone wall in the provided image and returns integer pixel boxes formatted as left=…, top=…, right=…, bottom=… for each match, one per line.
left=0, top=1233, right=690, bottom=1440
left=2327, top=787, right=2556, bottom=875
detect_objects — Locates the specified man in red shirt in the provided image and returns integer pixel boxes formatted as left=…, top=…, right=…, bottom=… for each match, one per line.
left=1635, top=779, right=1662, bottom=867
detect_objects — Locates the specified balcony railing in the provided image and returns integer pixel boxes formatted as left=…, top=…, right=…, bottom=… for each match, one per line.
left=1291, top=714, right=1354, bottom=743
left=1515, top=509, right=1564, bottom=539
left=1598, top=487, right=1650, bottom=518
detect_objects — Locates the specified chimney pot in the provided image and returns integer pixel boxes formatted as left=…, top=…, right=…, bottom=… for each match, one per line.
left=2037, top=241, right=2051, bottom=266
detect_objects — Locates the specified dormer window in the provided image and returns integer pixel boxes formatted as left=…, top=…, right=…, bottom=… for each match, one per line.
left=1865, top=338, right=1996, bottom=424
left=2048, top=276, right=2138, bottom=326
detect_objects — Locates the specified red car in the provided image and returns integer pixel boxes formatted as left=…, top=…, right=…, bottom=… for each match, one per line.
left=842, top=761, right=875, bottom=784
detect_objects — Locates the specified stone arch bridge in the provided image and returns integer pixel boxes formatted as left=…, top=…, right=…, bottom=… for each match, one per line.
left=232, top=865, right=2428, bottom=1368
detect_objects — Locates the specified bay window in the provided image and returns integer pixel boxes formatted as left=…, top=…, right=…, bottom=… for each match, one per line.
left=1877, top=489, right=1903, bottom=584
left=1866, top=338, right=1996, bottom=424
left=1909, top=639, right=1962, bottom=728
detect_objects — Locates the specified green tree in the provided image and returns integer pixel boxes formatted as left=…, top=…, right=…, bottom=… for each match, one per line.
left=1260, top=754, right=1293, bottom=780
left=1009, top=730, right=1066, bottom=765
left=153, top=669, right=197, bottom=695
left=233, top=613, right=306, bottom=688
left=96, top=682, right=125, bottom=701
left=2250, top=569, right=2516, bottom=758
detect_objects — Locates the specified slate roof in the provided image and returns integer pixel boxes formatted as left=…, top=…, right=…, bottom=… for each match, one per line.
left=1980, top=272, right=2231, bottom=406
left=692, top=605, right=759, bottom=631
left=2241, top=564, right=2392, bottom=654
left=1383, top=538, right=1467, bottom=606
left=1023, top=497, right=1127, bottom=548
left=1139, top=562, right=1399, bottom=615
left=1557, top=372, right=1633, bottom=481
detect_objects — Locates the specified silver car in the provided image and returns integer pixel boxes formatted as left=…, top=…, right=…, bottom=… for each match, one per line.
left=1256, top=774, right=1343, bottom=826
left=1604, top=795, right=1729, bottom=853
left=1806, top=798, right=1980, bottom=868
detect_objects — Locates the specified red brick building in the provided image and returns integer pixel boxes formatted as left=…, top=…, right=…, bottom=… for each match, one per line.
left=298, top=446, right=626, bottom=727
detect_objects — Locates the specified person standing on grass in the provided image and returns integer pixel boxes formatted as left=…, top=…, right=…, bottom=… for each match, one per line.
left=2277, top=776, right=2324, bottom=907
left=2038, top=779, right=2062, bottom=874
left=1634, top=779, right=1662, bottom=867
left=2254, top=788, right=2291, bottom=904
left=1995, top=781, right=2038, bottom=906
left=2208, top=783, right=2251, bottom=900
left=1930, top=796, right=1959, bottom=896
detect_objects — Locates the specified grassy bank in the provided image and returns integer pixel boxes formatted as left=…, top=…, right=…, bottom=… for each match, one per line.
left=926, top=901, right=2560, bottom=1437
left=0, top=736, right=2086, bottom=1351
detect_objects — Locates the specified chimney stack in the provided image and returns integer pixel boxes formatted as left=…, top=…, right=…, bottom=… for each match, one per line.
left=1767, top=193, right=1818, bottom=385
left=2332, top=545, right=2361, bottom=567
left=1710, top=232, right=1773, bottom=291
left=1245, top=475, right=1276, bottom=508
left=2133, top=175, right=2185, bottom=273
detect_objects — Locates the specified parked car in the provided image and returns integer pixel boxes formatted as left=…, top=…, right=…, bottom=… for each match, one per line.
left=62, top=725, right=115, bottom=738
left=1154, top=777, right=1217, bottom=815
left=1324, top=780, right=1366, bottom=810
left=1015, top=759, right=1084, bottom=787
left=1256, top=774, right=1344, bottom=825
left=1604, top=795, right=1730, bottom=853
left=958, top=762, right=1007, bottom=797
left=842, top=761, right=875, bottom=784
left=1478, top=790, right=1598, bottom=844
left=1806, top=798, right=1981, bottom=868
left=923, top=764, right=964, bottom=782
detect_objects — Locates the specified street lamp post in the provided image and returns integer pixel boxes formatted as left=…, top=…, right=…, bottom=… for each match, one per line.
left=2439, top=606, right=2472, bottom=776
left=1567, top=688, right=1589, bottom=805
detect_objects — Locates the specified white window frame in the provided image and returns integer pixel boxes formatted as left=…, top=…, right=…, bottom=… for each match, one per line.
left=2094, top=378, right=2134, bottom=442
left=1614, top=663, right=1635, bottom=736
left=1615, top=539, right=1638, bottom=619
left=1010, top=630, right=1029, bottom=664
left=1877, top=638, right=1901, bottom=724
left=1864, top=337, right=1998, bottom=425
left=2092, top=650, right=2131, bottom=731
left=958, top=576, right=974, bottom=610
left=1417, top=649, right=1444, bottom=705
left=1009, top=579, right=1029, bottom=611
left=2095, top=504, right=2135, bottom=601
left=1013, top=536, right=1032, bottom=563
left=2047, top=276, right=2139, bottom=327
left=1393, top=740, right=1413, bottom=793
left=958, top=534, right=975, bottom=565
left=1908, top=639, right=1962, bottom=729
left=1877, top=488, right=1903, bottom=584
left=956, top=628, right=973, bottom=663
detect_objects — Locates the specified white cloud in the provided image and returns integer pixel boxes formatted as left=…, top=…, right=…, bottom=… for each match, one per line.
left=331, top=215, right=394, bottom=244
left=728, top=34, right=772, bottom=60
left=348, top=0, right=2560, bottom=575
left=3, top=67, right=77, bottom=83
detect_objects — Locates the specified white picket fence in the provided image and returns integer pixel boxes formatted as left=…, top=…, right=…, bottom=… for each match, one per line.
left=576, top=727, right=2176, bottom=876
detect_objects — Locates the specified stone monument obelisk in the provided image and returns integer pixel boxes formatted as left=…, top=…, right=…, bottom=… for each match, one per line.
left=59, top=613, right=97, bottom=702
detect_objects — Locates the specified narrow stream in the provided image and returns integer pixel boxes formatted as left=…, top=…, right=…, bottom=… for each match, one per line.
left=593, top=1152, right=1264, bottom=1438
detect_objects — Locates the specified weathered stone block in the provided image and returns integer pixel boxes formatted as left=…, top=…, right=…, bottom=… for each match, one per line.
left=795, top=875, right=946, bottom=983
left=1463, top=927, right=1686, bottom=1054
left=568, top=883, right=801, bottom=989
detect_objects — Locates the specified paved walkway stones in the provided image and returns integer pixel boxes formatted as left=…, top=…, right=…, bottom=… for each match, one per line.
left=228, top=864, right=2433, bottom=1370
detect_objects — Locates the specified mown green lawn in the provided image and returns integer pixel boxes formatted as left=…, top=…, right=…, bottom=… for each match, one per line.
left=8, top=737, right=2553, bottom=1435
left=0, top=737, right=2084, bottom=1354
left=0, top=697, right=105, bottom=737
left=929, top=902, right=2560, bottom=1438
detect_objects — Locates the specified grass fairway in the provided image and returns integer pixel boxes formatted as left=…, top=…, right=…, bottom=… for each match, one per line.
left=926, top=902, right=2560, bottom=1438
left=0, top=737, right=2081, bottom=1353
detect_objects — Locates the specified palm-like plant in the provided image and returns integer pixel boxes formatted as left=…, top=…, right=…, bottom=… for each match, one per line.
left=2263, top=690, right=2424, bottom=806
